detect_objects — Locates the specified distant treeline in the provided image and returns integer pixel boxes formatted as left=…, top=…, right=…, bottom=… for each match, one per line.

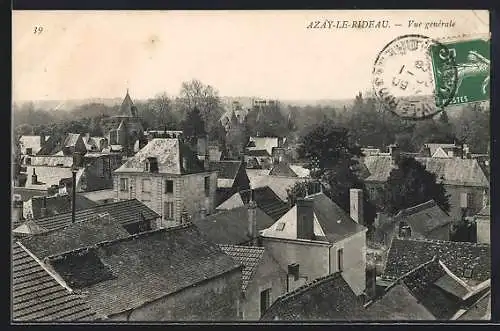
left=13, top=81, right=490, bottom=154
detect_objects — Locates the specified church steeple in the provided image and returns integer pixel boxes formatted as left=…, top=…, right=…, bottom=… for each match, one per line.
left=118, top=89, right=137, bottom=117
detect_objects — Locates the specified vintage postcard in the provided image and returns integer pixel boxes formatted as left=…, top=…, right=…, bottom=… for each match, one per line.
left=11, top=10, right=491, bottom=322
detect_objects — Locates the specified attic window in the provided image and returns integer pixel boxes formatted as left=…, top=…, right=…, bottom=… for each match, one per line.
left=464, top=268, right=473, bottom=278
left=276, top=222, right=286, bottom=231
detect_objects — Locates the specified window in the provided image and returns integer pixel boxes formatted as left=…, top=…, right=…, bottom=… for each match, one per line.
left=164, top=201, right=174, bottom=220
left=165, top=180, right=174, bottom=194
left=464, top=268, right=473, bottom=278
left=25, top=157, right=31, bottom=165
left=260, top=288, right=271, bottom=317
left=276, top=222, right=286, bottom=231
left=204, top=176, right=210, bottom=197
left=337, top=248, right=344, bottom=271
left=142, top=179, right=151, bottom=193
left=119, top=178, right=129, bottom=192
left=26, top=148, right=33, bottom=155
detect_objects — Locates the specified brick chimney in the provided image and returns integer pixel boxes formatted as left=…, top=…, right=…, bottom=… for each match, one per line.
left=388, top=144, right=400, bottom=165
left=296, top=198, right=315, bottom=240
left=248, top=191, right=258, bottom=245
left=349, top=188, right=364, bottom=224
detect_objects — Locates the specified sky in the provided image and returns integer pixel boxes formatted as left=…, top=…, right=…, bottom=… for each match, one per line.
left=12, top=10, right=489, bottom=102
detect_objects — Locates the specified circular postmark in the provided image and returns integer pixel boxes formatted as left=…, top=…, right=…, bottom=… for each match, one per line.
left=372, top=34, right=458, bottom=120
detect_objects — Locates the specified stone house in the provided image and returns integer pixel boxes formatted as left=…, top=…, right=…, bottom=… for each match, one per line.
left=19, top=135, right=50, bottom=156
left=474, top=204, right=490, bottom=244
left=18, top=222, right=243, bottom=321
left=373, top=200, right=453, bottom=246
left=113, top=138, right=217, bottom=227
left=363, top=145, right=489, bottom=222
left=260, top=272, right=365, bottom=321
left=209, top=160, right=250, bottom=206
left=260, top=190, right=368, bottom=296
left=218, top=244, right=287, bottom=320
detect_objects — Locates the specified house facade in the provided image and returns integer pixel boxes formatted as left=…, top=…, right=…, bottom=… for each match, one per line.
left=113, top=138, right=217, bottom=226
left=209, top=160, right=251, bottom=206
left=260, top=190, right=368, bottom=296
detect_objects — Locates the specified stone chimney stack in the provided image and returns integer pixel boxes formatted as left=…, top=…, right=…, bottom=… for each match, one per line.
left=388, top=144, right=400, bottom=165
left=40, top=133, right=46, bottom=146
left=247, top=191, right=258, bottom=245
left=40, top=196, right=48, bottom=218
left=296, top=198, right=315, bottom=240
left=350, top=188, right=364, bottom=224
left=31, top=168, right=38, bottom=185
left=12, top=195, right=24, bottom=225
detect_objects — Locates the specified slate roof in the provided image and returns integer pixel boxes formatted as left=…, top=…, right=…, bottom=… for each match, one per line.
left=393, top=200, right=452, bottom=236
left=209, top=160, right=242, bottom=188
left=269, top=162, right=298, bottom=177
left=365, top=258, right=491, bottom=320
left=363, top=156, right=489, bottom=187
left=383, top=238, right=490, bottom=283
left=192, top=206, right=276, bottom=245
left=27, top=194, right=98, bottom=220
left=262, top=192, right=366, bottom=243
left=22, top=166, right=85, bottom=190
left=12, top=242, right=97, bottom=322
left=260, top=272, right=364, bottom=321
left=28, top=156, right=73, bottom=167
left=30, top=199, right=160, bottom=231
left=115, top=138, right=205, bottom=175
left=44, top=225, right=242, bottom=318
left=246, top=149, right=271, bottom=157
left=240, top=187, right=290, bottom=221
left=117, top=90, right=137, bottom=117
left=20, top=216, right=131, bottom=260
left=425, top=143, right=458, bottom=156
left=248, top=174, right=305, bottom=201
left=218, top=244, right=265, bottom=293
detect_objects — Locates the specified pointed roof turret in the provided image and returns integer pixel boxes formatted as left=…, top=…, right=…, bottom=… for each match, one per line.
left=117, top=89, right=138, bottom=117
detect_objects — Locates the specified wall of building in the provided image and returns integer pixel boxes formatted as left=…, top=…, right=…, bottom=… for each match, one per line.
left=476, top=217, right=490, bottom=244
left=330, top=230, right=367, bottom=296
left=241, top=251, right=287, bottom=320
left=108, top=269, right=242, bottom=321
left=114, top=171, right=217, bottom=224
left=261, top=237, right=331, bottom=284
left=445, top=184, right=487, bottom=221
left=425, top=224, right=451, bottom=241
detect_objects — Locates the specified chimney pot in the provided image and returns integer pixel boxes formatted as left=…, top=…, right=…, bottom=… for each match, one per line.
left=296, top=198, right=315, bottom=240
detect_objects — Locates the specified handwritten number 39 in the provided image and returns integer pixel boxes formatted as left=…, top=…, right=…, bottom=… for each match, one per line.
left=34, top=26, right=43, bottom=34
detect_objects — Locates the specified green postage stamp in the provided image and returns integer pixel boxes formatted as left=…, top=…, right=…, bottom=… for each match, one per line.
left=430, top=34, right=490, bottom=107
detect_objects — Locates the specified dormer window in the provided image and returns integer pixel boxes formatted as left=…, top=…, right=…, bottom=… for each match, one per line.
left=145, top=157, right=159, bottom=173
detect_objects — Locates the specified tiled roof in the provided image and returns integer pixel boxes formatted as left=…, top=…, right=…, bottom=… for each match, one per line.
left=22, top=166, right=85, bottom=190
left=239, top=187, right=290, bottom=221
left=248, top=174, right=305, bottom=201
left=44, top=225, right=241, bottom=318
left=246, top=149, right=271, bottom=157
left=13, top=220, right=48, bottom=237
left=12, top=242, right=97, bottom=322
left=193, top=206, right=276, bottom=245
left=115, top=138, right=205, bottom=174
left=218, top=244, right=265, bottom=292
left=30, top=199, right=160, bottom=231
left=117, top=91, right=137, bottom=117
left=28, top=156, right=73, bottom=167
left=393, top=200, right=452, bottom=236
left=27, top=194, right=98, bottom=220
left=383, top=238, right=490, bottom=283
left=248, top=137, right=280, bottom=155
left=262, top=193, right=366, bottom=243
left=363, top=156, right=489, bottom=187
left=269, top=163, right=298, bottom=177
left=260, top=272, right=364, bottom=321
left=20, top=216, right=131, bottom=260
left=366, top=258, right=491, bottom=320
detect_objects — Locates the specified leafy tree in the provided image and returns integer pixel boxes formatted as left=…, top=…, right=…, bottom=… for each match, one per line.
left=382, top=156, right=450, bottom=215
left=15, top=123, right=34, bottom=136
left=182, top=107, right=206, bottom=138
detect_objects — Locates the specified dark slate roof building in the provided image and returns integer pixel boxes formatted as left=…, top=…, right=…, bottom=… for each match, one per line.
left=28, top=199, right=160, bottom=232
left=260, top=272, right=365, bottom=321
left=41, top=224, right=242, bottom=319
left=218, top=244, right=265, bottom=293
left=382, top=238, right=491, bottom=285
left=392, top=200, right=452, bottom=237
left=192, top=206, right=276, bottom=245
left=209, top=160, right=244, bottom=188
left=12, top=242, right=97, bottom=322
left=24, top=193, right=98, bottom=220
left=217, top=187, right=290, bottom=221
left=364, top=258, right=491, bottom=320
